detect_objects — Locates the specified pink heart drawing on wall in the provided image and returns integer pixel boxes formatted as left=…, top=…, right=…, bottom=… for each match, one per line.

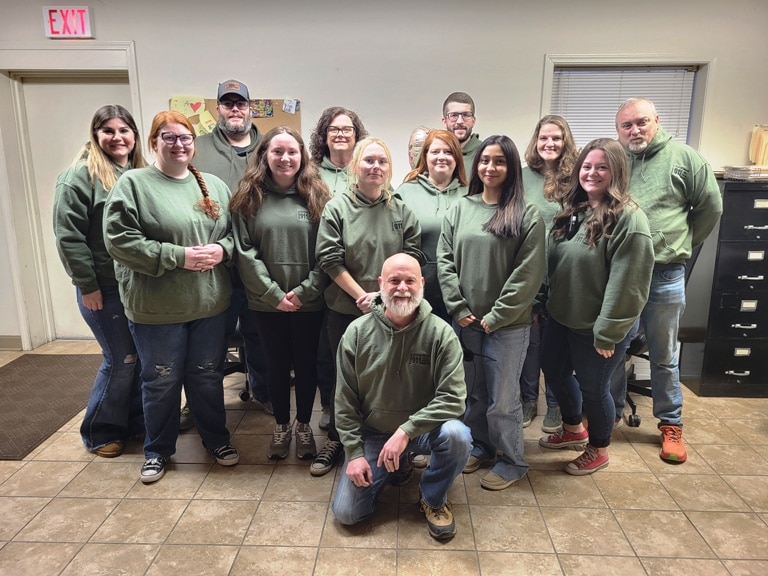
left=190, top=101, right=202, bottom=113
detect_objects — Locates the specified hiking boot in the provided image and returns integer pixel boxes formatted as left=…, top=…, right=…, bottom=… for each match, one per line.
left=94, top=441, right=124, bottom=458
left=212, top=444, right=240, bottom=466
left=319, top=406, right=331, bottom=431
left=542, top=406, right=562, bottom=433
left=522, top=403, right=537, bottom=428
left=179, top=403, right=194, bottom=431
left=659, top=424, right=687, bottom=463
left=253, top=397, right=274, bottom=415
left=295, top=422, right=317, bottom=459
left=480, top=470, right=517, bottom=491
left=411, top=453, right=428, bottom=469
left=463, top=454, right=496, bottom=474
left=419, top=498, right=455, bottom=540
left=140, top=457, right=168, bottom=483
left=391, top=459, right=414, bottom=487
left=268, top=423, right=292, bottom=460
left=565, top=444, right=609, bottom=475
left=310, top=439, right=343, bottom=477
left=539, top=427, right=589, bottom=449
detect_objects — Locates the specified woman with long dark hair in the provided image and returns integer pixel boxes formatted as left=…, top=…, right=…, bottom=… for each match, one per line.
left=437, top=135, right=545, bottom=491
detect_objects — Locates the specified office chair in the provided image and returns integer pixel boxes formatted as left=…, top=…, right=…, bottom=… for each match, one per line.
left=623, top=243, right=703, bottom=427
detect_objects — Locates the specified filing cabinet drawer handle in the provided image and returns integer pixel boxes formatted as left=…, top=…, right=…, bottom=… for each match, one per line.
left=738, top=275, right=764, bottom=281
left=725, top=370, right=751, bottom=376
left=744, top=225, right=768, bottom=230
left=731, top=323, right=757, bottom=329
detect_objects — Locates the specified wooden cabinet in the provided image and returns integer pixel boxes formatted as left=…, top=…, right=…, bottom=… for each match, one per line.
left=686, top=181, right=768, bottom=396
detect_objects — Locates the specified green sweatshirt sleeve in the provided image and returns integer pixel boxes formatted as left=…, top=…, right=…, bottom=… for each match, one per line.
left=53, top=171, right=99, bottom=294
left=316, top=200, right=348, bottom=280
left=335, top=325, right=366, bottom=460
left=399, top=200, right=425, bottom=265
left=688, top=162, right=723, bottom=248
left=593, top=209, right=654, bottom=349
left=232, top=213, right=285, bottom=308
left=293, top=258, right=330, bottom=305
left=436, top=204, right=473, bottom=321
left=483, top=207, right=546, bottom=332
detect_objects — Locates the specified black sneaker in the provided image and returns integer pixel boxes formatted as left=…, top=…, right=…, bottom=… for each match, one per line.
left=212, top=444, right=240, bottom=466
left=420, top=497, right=456, bottom=540
left=310, top=440, right=343, bottom=477
left=140, top=457, right=168, bottom=483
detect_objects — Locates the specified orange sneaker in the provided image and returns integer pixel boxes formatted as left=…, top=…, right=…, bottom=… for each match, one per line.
left=659, top=425, right=687, bottom=463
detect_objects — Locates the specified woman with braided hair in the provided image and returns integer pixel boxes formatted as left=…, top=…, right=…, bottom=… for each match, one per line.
left=105, top=110, right=239, bottom=484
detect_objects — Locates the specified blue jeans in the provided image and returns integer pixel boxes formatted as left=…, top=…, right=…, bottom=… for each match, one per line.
left=609, top=320, right=640, bottom=418
left=227, top=284, right=269, bottom=403
left=520, top=313, right=559, bottom=408
left=542, top=318, right=635, bottom=448
left=77, top=286, right=144, bottom=450
left=458, top=324, right=529, bottom=482
left=130, top=312, right=231, bottom=459
left=332, top=419, right=471, bottom=524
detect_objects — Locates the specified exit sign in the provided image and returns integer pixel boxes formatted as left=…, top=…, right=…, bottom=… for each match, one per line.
left=43, top=6, right=93, bottom=38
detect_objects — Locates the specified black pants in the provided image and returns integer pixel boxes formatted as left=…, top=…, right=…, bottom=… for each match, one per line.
left=324, top=309, right=358, bottom=442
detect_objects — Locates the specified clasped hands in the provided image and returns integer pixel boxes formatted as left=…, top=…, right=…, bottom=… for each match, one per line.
left=184, top=244, right=223, bottom=272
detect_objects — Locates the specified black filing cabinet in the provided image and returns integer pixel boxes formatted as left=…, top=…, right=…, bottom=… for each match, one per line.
left=687, top=180, right=768, bottom=396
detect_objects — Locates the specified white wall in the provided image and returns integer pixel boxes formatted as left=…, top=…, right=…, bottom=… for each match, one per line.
left=0, top=0, right=766, bottom=345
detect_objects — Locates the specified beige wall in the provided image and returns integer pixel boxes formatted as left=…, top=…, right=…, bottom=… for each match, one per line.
left=0, top=0, right=766, bottom=345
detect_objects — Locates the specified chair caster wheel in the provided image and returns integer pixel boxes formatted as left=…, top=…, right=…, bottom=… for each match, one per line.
left=627, top=414, right=641, bottom=427
left=238, top=389, right=250, bottom=402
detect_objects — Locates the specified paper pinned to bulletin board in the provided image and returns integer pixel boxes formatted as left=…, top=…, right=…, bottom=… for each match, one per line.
left=170, top=96, right=301, bottom=136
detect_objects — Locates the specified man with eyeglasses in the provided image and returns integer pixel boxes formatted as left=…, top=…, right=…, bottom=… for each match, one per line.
left=441, top=92, right=481, bottom=177
left=179, top=79, right=272, bottom=432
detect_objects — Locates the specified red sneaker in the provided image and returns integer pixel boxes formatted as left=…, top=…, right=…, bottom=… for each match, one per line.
left=565, top=444, right=609, bottom=475
left=659, top=425, right=687, bottom=463
left=539, top=427, right=589, bottom=449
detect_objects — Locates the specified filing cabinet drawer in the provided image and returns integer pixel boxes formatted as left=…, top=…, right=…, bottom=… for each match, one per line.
left=702, top=340, right=768, bottom=387
left=713, top=243, right=767, bottom=291
left=719, top=186, right=768, bottom=241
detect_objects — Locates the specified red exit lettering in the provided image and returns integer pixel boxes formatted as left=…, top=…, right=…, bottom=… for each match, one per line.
left=44, top=6, right=93, bottom=38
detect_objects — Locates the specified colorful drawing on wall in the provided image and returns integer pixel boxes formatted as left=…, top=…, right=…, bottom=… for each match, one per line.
left=282, top=99, right=300, bottom=114
left=250, top=99, right=273, bottom=118
left=170, top=96, right=206, bottom=118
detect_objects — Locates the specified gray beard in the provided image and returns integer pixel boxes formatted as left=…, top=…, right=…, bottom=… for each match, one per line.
left=381, top=288, right=423, bottom=318
left=219, top=117, right=250, bottom=138
left=628, top=140, right=649, bottom=153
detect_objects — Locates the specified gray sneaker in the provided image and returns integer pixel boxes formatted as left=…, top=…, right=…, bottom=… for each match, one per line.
left=295, top=422, right=317, bottom=459
left=318, top=406, right=331, bottom=431
left=268, top=423, right=292, bottom=459
left=179, top=403, right=194, bottom=431
left=542, top=406, right=562, bottom=433
left=522, top=403, right=537, bottom=428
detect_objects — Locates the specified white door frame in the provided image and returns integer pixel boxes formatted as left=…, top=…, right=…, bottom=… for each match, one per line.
left=0, top=41, right=142, bottom=349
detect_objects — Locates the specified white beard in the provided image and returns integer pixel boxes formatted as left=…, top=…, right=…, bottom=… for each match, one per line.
left=628, top=140, right=649, bottom=153
left=381, top=287, right=423, bottom=318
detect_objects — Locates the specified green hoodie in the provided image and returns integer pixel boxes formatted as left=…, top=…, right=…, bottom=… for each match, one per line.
left=547, top=205, right=654, bottom=350
left=461, top=133, right=482, bottom=177
left=396, top=174, right=467, bottom=317
left=318, top=156, right=350, bottom=197
left=522, top=166, right=560, bottom=235
left=104, top=165, right=234, bottom=324
left=626, top=126, right=722, bottom=264
left=335, top=297, right=466, bottom=461
left=193, top=124, right=261, bottom=193
left=437, top=194, right=546, bottom=331
left=54, top=160, right=131, bottom=294
left=316, top=189, right=423, bottom=316
left=233, top=178, right=329, bottom=312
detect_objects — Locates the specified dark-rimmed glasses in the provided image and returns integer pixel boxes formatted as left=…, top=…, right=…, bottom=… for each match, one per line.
left=160, top=132, right=195, bottom=145
left=219, top=100, right=249, bottom=111
left=328, top=126, right=355, bottom=136
left=445, top=112, right=474, bottom=122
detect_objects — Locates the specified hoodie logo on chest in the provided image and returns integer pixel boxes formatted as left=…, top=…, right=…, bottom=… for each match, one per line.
left=672, top=166, right=689, bottom=179
left=409, top=353, right=430, bottom=365
left=392, top=219, right=403, bottom=231
left=297, top=209, right=310, bottom=222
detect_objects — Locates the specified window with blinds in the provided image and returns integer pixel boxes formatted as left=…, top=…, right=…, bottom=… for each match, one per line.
left=550, top=67, right=697, bottom=148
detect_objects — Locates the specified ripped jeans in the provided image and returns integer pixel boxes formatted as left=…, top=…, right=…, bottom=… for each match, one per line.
left=129, top=312, right=231, bottom=459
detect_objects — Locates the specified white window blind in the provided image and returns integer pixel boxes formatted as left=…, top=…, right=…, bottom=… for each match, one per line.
left=551, top=67, right=696, bottom=148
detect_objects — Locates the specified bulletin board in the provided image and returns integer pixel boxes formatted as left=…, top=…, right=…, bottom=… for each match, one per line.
left=169, top=96, right=301, bottom=136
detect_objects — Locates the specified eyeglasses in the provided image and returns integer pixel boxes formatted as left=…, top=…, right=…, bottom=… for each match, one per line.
left=327, top=126, right=355, bottom=136
left=159, top=132, right=195, bottom=145
left=445, top=112, right=474, bottom=122
left=219, top=100, right=249, bottom=111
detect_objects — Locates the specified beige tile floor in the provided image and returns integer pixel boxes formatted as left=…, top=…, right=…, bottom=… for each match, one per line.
left=1, top=341, right=768, bottom=575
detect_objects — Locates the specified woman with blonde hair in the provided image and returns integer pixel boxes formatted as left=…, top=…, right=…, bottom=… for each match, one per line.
left=231, top=126, right=331, bottom=461
left=105, top=110, right=239, bottom=484
left=312, top=136, right=422, bottom=477
left=539, top=138, right=654, bottom=475
left=54, top=104, right=146, bottom=458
